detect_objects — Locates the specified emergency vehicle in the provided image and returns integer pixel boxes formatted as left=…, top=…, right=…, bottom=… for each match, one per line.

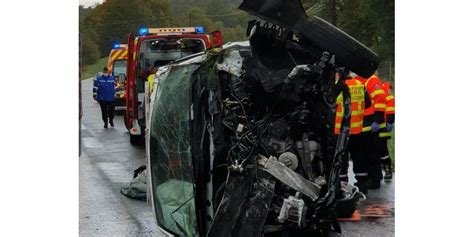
left=107, top=43, right=128, bottom=111
left=124, top=26, right=223, bottom=144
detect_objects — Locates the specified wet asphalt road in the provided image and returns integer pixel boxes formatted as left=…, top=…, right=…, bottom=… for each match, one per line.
left=80, top=78, right=166, bottom=237
left=79, top=78, right=394, bottom=236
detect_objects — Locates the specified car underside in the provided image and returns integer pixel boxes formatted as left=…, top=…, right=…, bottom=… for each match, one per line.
left=147, top=0, right=379, bottom=236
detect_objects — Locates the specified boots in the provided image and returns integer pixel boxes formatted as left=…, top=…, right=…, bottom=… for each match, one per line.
left=109, top=119, right=114, bottom=127
left=104, top=121, right=108, bottom=128
left=382, top=158, right=393, bottom=181
left=355, top=176, right=368, bottom=195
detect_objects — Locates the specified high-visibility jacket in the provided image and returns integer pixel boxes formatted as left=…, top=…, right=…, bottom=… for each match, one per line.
left=354, top=75, right=387, bottom=132
left=383, top=82, right=395, bottom=119
left=147, top=74, right=154, bottom=94
left=335, top=79, right=366, bottom=135
left=380, top=82, right=395, bottom=138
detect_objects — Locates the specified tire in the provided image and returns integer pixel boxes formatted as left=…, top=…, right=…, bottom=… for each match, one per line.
left=296, top=16, right=380, bottom=78
left=124, top=113, right=129, bottom=130
left=130, top=134, right=142, bottom=145
left=239, top=0, right=379, bottom=78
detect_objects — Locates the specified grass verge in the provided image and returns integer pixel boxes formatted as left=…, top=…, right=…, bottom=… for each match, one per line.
left=81, top=57, right=108, bottom=80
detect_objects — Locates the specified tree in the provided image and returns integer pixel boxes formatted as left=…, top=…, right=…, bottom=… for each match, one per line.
left=80, top=33, right=101, bottom=65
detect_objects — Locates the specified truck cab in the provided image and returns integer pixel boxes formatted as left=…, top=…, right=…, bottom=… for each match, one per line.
left=124, top=26, right=223, bottom=144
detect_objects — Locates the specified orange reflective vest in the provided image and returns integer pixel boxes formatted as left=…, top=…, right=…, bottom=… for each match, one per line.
left=382, top=82, right=395, bottom=117
left=335, top=79, right=365, bottom=135
left=355, top=75, right=387, bottom=132
left=380, top=82, right=395, bottom=138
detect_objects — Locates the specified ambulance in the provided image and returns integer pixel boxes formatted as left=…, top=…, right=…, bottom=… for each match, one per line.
left=107, top=43, right=128, bottom=111
left=124, top=26, right=223, bottom=144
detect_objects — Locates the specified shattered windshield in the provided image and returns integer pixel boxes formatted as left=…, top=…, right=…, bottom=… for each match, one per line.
left=149, top=63, right=199, bottom=236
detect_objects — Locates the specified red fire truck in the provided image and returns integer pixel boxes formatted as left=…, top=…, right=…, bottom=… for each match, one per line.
left=124, top=26, right=223, bottom=144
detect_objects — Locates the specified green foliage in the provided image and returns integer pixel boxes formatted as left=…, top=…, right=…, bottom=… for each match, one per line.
left=305, top=0, right=394, bottom=63
left=79, top=0, right=393, bottom=76
left=81, top=57, right=108, bottom=80
left=81, top=33, right=101, bottom=65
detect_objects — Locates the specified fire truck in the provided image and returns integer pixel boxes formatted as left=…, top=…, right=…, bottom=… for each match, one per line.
left=124, top=26, right=223, bottom=144
left=107, top=43, right=128, bottom=111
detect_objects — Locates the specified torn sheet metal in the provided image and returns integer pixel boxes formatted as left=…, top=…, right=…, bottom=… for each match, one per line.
left=207, top=172, right=253, bottom=237
left=232, top=170, right=276, bottom=237
left=216, top=49, right=244, bottom=77
left=258, top=155, right=321, bottom=201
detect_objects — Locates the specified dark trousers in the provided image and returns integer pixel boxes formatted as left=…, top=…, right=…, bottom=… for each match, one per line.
left=361, top=132, right=383, bottom=182
left=378, top=137, right=392, bottom=171
left=99, top=100, right=115, bottom=123
left=341, top=134, right=367, bottom=180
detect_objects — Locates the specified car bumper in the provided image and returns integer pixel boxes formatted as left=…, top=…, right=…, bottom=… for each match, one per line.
left=114, top=97, right=126, bottom=110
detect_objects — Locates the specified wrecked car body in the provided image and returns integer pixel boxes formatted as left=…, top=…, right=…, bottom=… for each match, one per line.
left=147, top=0, right=379, bottom=236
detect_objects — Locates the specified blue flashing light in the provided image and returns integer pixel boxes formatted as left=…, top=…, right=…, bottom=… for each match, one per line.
left=138, top=27, right=149, bottom=36
left=113, top=43, right=120, bottom=49
left=195, top=26, right=205, bottom=34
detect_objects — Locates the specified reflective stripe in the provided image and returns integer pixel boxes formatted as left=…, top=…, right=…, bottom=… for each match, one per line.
left=386, top=95, right=394, bottom=100
left=379, top=123, right=386, bottom=128
left=386, top=107, right=395, bottom=112
left=370, top=89, right=385, bottom=98
left=379, top=132, right=392, bottom=137
left=374, top=103, right=387, bottom=109
left=351, top=121, right=363, bottom=127
left=355, top=173, right=368, bottom=177
left=380, top=155, right=389, bottom=160
left=351, top=110, right=364, bottom=116
left=362, top=126, right=371, bottom=132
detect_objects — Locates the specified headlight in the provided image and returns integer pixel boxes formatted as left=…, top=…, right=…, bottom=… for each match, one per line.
left=115, top=91, right=124, bottom=97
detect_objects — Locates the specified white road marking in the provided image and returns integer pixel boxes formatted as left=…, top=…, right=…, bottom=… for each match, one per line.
left=81, top=122, right=100, bottom=138
left=97, top=162, right=131, bottom=183
left=82, top=137, right=104, bottom=148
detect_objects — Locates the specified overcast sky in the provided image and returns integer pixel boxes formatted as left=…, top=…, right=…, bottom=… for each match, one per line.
left=79, top=0, right=104, bottom=8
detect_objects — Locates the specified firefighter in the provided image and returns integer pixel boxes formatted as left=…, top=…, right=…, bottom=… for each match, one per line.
left=336, top=71, right=372, bottom=194
left=354, top=72, right=387, bottom=189
left=379, top=81, right=395, bottom=180
left=93, top=67, right=117, bottom=128
left=147, top=67, right=158, bottom=94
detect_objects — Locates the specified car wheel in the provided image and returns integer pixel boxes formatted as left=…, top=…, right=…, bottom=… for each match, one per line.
left=297, top=16, right=380, bottom=78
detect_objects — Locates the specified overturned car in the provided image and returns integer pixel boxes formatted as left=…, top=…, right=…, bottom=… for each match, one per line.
left=146, top=0, right=379, bottom=236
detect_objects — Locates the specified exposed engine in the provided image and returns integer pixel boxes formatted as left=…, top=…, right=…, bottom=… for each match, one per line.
left=148, top=1, right=379, bottom=236
left=187, top=20, right=355, bottom=236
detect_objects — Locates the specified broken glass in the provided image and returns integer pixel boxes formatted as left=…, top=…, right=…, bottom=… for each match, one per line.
left=149, top=64, right=200, bottom=236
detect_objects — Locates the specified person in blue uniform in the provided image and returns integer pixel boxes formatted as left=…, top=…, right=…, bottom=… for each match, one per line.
left=93, top=67, right=116, bottom=128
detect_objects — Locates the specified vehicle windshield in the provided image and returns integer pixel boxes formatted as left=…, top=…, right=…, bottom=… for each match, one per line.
left=149, top=64, right=200, bottom=236
left=112, top=59, right=126, bottom=77
left=135, top=37, right=205, bottom=94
